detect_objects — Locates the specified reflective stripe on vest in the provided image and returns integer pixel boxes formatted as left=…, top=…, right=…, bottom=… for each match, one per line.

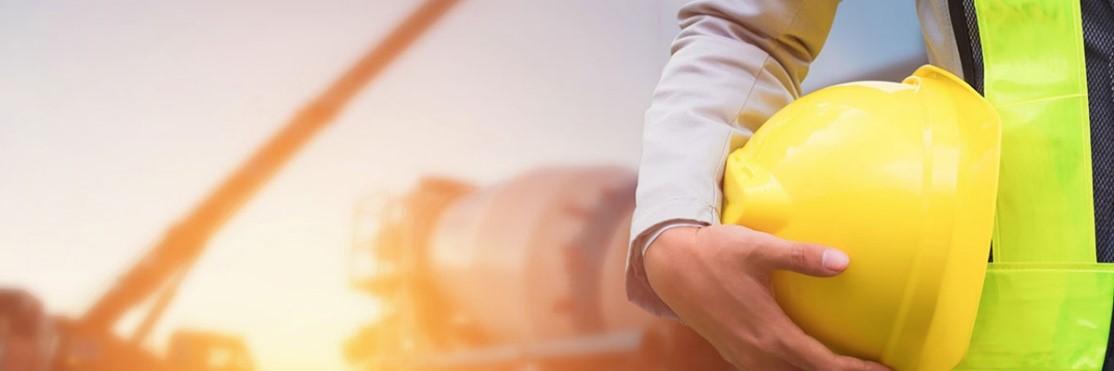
left=954, top=1, right=1114, bottom=369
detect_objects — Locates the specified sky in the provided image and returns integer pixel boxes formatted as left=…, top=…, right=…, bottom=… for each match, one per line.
left=0, top=1, right=923, bottom=370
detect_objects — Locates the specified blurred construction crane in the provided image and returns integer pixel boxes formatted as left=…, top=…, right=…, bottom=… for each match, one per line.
left=0, top=1, right=460, bottom=370
left=0, top=1, right=733, bottom=370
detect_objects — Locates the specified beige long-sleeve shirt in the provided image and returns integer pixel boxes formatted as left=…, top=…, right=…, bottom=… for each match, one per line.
left=628, top=0, right=968, bottom=318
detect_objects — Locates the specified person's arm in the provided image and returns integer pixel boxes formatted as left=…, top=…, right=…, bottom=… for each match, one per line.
left=628, top=0, right=840, bottom=319
left=627, top=1, right=890, bottom=369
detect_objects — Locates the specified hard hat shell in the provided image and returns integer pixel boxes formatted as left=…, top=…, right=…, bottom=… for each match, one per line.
left=722, top=65, right=1001, bottom=371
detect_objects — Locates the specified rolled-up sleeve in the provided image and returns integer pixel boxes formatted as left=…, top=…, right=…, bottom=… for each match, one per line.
left=627, top=0, right=841, bottom=318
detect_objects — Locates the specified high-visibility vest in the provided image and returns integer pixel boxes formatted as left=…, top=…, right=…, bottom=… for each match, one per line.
left=954, top=1, right=1114, bottom=369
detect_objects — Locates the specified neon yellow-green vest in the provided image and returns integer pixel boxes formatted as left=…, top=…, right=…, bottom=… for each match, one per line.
left=954, top=0, right=1114, bottom=369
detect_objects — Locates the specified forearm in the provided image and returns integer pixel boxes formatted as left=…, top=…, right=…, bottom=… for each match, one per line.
left=627, top=0, right=840, bottom=316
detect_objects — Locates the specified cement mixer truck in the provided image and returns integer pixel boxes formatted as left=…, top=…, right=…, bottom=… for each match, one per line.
left=344, top=168, right=729, bottom=370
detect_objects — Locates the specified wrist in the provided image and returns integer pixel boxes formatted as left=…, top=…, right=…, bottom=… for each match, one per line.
left=644, top=226, right=700, bottom=283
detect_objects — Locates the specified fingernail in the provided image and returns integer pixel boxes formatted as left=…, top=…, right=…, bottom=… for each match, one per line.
left=821, top=249, right=849, bottom=271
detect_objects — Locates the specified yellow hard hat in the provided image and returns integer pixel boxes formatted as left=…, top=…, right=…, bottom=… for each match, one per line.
left=722, top=65, right=1000, bottom=370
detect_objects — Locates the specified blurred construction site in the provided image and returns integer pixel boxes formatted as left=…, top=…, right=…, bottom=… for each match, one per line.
left=0, top=1, right=925, bottom=370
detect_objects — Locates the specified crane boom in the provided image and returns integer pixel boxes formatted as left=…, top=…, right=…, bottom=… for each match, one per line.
left=80, top=0, right=460, bottom=333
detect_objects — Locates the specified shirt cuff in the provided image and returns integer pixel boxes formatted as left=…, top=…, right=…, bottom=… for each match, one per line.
left=642, top=221, right=707, bottom=256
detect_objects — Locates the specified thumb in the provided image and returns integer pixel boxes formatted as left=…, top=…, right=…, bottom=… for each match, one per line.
left=753, top=238, right=850, bottom=277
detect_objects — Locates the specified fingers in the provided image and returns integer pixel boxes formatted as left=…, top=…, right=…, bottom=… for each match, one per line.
left=678, top=226, right=884, bottom=370
left=746, top=233, right=849, bottom=277
left=777, top=320, right=891, bottom=371
left=832, top=355, right=891, bottom=371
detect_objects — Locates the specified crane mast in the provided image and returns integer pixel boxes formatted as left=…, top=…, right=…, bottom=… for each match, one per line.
left=77, top=0, right=459, bottom=343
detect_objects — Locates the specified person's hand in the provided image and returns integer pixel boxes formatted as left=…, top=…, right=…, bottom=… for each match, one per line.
left=644, top=225, right=890, bottom=371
